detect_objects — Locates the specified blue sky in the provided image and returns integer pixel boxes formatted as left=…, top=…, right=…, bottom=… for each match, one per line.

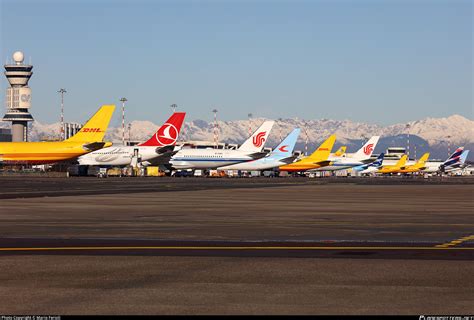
left=0, top=0, right=472, bottom=126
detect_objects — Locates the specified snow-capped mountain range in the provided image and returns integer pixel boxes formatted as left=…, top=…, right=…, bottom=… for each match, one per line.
left=1, top=114, right=473, bottom=160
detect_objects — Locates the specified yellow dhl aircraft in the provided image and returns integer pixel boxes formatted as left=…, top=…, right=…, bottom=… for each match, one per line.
left=0, top=105, right=115, bottom=164
left=395, top=152, right=430, bottom=173
left=378, top=154, right=408, bottom=174
left=333, top=146, right=346, bottom=157
left=279, top=134, right=336, bottom=172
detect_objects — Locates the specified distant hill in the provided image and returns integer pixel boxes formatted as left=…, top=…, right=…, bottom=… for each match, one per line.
left=1, top=114, right=472, bottom=160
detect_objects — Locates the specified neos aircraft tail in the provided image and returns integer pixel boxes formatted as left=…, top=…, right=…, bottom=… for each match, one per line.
left=65, top=105, right=115, bottom=143
left=353, top=136, right=380, bottom=160
left=139, top=112, right=186, bottom=147
left=238, top=120, right=275, bottom=152
left=271, top=128, right=301, bottom=157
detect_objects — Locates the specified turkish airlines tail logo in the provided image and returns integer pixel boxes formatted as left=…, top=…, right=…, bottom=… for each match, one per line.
left=155, top=123, right=178, bottom=146
left=139, top=112, right=186, bottom=147
left=363, top=143, right=374, bottom=155
left=253, top=131, right=266, bottom=147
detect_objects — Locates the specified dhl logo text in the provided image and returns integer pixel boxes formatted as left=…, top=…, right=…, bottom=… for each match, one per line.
left=81, top=128, right=102, bottom=133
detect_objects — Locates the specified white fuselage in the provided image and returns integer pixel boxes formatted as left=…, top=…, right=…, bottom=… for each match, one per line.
left=311, top=154, right=367, bottom=171
left=170, top=148, right=256, bottom=169
left=77, top=146, right=160, bottom=166
left=218, top=155, right=286, bottom=171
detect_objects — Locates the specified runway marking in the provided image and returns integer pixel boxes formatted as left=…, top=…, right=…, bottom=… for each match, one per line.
left=435, top=235, right=474, bottom=248
left=0, top=246, right=473, bottom=252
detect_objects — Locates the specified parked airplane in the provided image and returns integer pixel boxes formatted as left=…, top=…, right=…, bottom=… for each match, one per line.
left=440, top=148, right=470, bottom=173
left=218, top=128, right=300, bottom=171
left=311, top=136, right=380, bottom=171
left=0, top=105, right=115, bottom=164
left=396, top=152, right=430, bottom=173
left=77, top=112, right=186, bottom=167
left=378, top=154, right=408, bottom=174
left=353, top=153, right=385, bottom=174
left=170, top=121, right=275, bottom=169
left=278, top=134, right=336, bottom=172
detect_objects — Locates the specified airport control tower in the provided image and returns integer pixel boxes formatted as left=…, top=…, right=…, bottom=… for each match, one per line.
left=2, top=51, right=34, bottom=142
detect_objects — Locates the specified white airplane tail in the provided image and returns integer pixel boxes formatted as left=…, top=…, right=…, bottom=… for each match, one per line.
left=353, top=136, right=380, bottom=160
left=238, top=120, right=275, bottom=152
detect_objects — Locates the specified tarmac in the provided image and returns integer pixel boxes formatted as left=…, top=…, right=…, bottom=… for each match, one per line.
left=0, top=176, right=473, bottom=314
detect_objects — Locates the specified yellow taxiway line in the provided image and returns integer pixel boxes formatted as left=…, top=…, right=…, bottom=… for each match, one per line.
left=0, top=246, right=473, bottom=252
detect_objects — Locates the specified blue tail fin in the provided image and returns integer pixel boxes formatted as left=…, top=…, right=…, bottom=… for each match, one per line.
left=271, top=128, right=301, bottom=157
left=370, top=153, right=384, bottom=167
left=460, top=150, right=470, bottom=164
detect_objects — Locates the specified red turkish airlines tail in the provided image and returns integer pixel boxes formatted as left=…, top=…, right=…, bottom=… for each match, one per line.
left=138, top=112, right=186, bottom=147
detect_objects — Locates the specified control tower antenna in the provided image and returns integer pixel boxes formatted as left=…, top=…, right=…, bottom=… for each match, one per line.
left=247, top=113, right=252, bottom=136
left=171, top=104, right=177, bottom=113
left=3, top=51, right=34, bottom=142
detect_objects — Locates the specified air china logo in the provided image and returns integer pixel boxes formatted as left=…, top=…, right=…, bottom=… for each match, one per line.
left=278, top=145, right=288, bottom=152
left=155, top=123, right=178, bottom=145
left=252, top=131, right=266, bottom=147
left=363, top=143, right=374, bottom=155
left=81, top=128, right=102, bottom=133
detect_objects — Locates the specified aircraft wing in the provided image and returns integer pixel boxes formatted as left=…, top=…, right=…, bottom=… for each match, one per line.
left=155, top=145, right=176, bottom=155
left=248, top=152, right=268, bottom=160
left=146, top=147, right=180, bottom=166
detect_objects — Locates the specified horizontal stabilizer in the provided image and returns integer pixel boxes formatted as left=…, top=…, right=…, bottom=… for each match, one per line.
left=279, top=156, right=298, bottom=164
left=82, top=141, right=110, bottom=151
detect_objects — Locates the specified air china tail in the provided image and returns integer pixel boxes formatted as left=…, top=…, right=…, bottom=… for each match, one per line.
left=238, top=120, right=275, bottom=152
left=138, top=112, right=186, bottom=147
left=353, top=136, right=380, bottom=160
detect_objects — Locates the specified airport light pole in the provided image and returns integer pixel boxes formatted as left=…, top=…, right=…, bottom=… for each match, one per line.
left=405, top=124, right=411, bottom=158
left=304, top=120, right=308, bottom=156
left=120, top=97, right=127, bottom=145
left=361, top=134, right=367, bottom=147
left=446, top=135, right=451, bottom=157
left=58, top=88, right=66, bottom=140
left=248, top=113, right=253, bottom=136
left=278, top=118, right=283, bottom=141
left=213, top=109, right=219, bottom=149
left=171, top=104, right=177, bottom=113
left=128, top=123, right=132, bottom=145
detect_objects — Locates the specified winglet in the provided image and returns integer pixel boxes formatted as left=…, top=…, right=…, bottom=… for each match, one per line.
left=65, top=105, right=115, bottom=143
left=139, top=112, right=186, bottom=147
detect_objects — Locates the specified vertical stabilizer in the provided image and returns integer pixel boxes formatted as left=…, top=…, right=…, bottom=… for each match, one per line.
left=238, top=120, right=275, bottom=152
